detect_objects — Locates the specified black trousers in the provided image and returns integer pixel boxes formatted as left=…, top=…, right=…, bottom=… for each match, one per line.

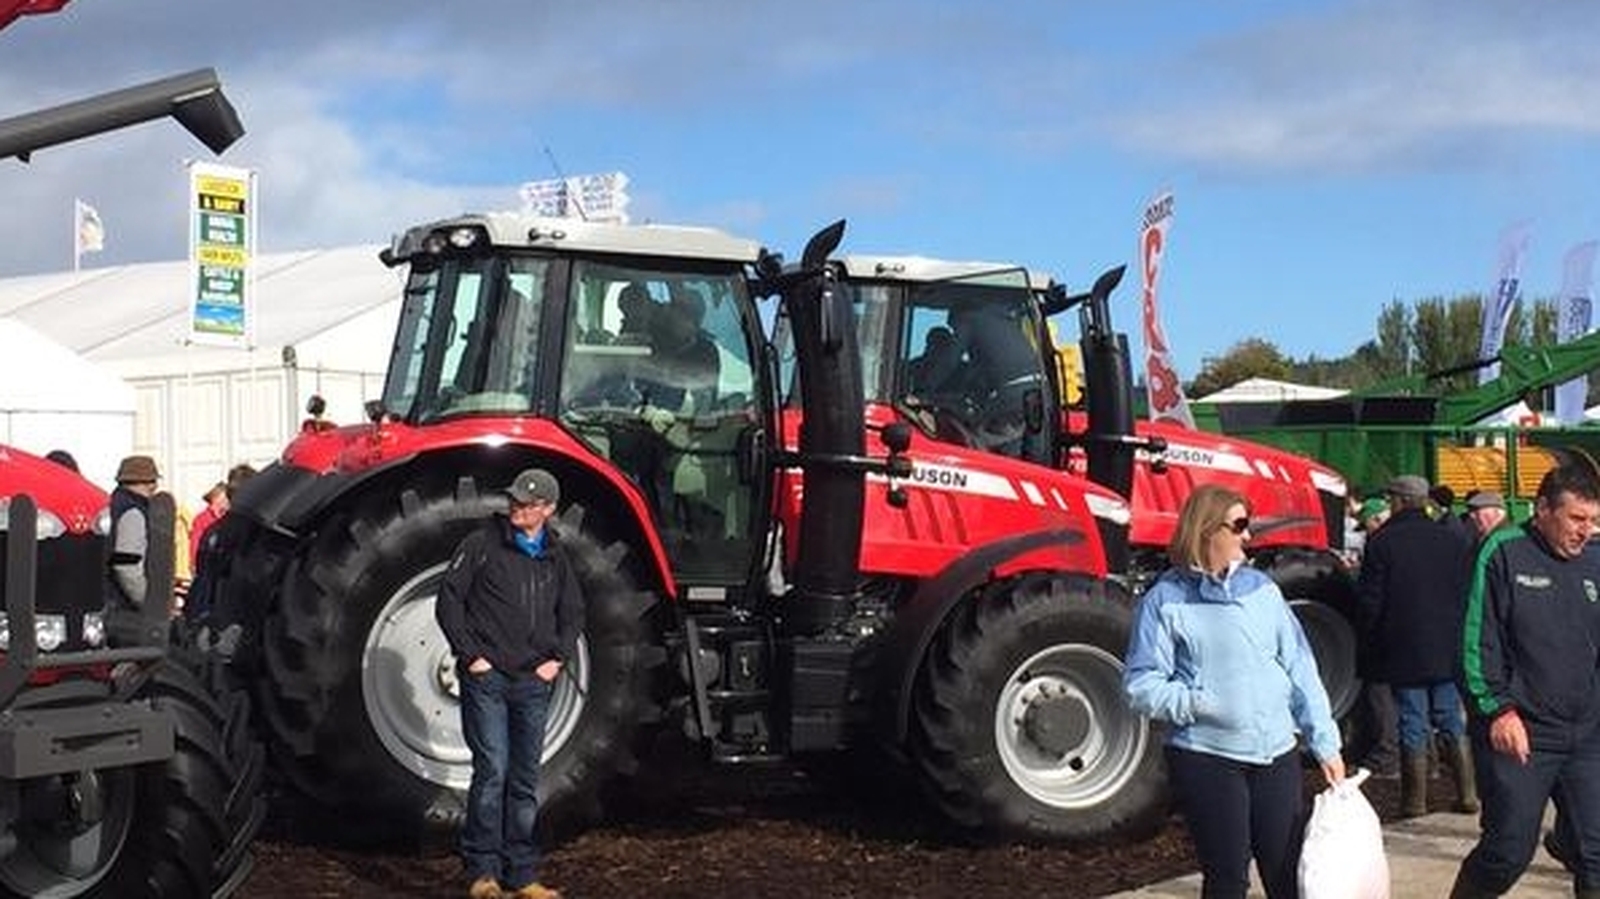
left=1167, top=745, right=1307, bottom=899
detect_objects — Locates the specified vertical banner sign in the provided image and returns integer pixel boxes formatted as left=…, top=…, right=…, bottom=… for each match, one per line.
left=1477, top=221, right=1532, bottom=384
left=188, top=162, right=256, bottom=348
left=1140, top=190, right=1195, bottom=428
left=1553, top=240, right=1598, bottom=424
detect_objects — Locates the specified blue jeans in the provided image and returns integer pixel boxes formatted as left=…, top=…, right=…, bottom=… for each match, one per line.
left=1393, top=682, right=1464, bottom=752
left=460, top=666, right=554, bottom=889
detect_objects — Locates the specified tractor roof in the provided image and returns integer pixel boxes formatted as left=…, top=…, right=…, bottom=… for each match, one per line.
left=387, top=212, right=764, bottom=264
left=835, top=254, right=1055, bottom=291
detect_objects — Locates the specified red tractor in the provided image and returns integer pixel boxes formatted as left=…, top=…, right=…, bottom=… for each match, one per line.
left=810, top=256, right=1360, bottom=721
left=0, top=445, right=263, bottom=897
left=202, top=213, right=1173, bottom=847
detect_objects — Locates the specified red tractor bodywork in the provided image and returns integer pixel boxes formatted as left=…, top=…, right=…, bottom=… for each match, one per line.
left=1063, top=412, right=1346, bottom=558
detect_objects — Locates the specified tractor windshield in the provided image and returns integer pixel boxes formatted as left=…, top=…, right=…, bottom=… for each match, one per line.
left=777, top=267, right=1053, bottom=464
left=383, top=256, right=549, bottom=422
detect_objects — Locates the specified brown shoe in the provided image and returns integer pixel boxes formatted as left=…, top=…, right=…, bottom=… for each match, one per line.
left=507, top=883, right=562, bottom=899
left=469, top=875, right=504, bottom=899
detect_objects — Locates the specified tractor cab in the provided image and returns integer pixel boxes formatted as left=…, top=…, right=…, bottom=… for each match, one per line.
left=366, top=213, right=775, bottom=590
left=778, top=259, right=1059, bottom=465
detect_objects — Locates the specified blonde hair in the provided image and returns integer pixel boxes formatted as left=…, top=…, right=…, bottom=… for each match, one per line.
left=1167, top=484, right=1249, bottom=569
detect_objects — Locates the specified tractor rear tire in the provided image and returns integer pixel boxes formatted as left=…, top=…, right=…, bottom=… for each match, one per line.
left=910, top=573, right=1166, bottom=844
left=256, top=479, right=660, bottom=846
left=0, top=663, right=263, bottom=898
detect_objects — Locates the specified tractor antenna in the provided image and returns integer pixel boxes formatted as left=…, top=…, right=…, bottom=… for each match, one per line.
left=542, top=145, right=588, bottom=221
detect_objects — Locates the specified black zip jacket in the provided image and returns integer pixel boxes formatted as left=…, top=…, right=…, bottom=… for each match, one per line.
left=434, top=516, right=584, bottom=674
left=1460, top=522, right=1600, bottom=727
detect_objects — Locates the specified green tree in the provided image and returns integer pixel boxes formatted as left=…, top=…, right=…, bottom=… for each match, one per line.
left=1189, top=338, right=1293, bottom=398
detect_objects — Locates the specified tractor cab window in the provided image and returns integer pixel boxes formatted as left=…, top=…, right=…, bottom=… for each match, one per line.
left=557, top=262, right=765, bottom=586
left=382, top=256, right=548, bottom=421
left=772, top=284, right=893, bottom=405
left=897, top=270, right=1052, bottom=464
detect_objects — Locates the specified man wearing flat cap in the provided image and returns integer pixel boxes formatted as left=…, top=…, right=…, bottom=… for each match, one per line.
left=1464, top=489, right=1509, bottom=541
left=1358, top=472, right=1478, bottom=818
left=435, top=467, right=582, bottom=899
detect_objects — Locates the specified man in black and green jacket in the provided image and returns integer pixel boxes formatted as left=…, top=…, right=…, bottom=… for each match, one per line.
left=1451, top=463, right=1600, bottom=899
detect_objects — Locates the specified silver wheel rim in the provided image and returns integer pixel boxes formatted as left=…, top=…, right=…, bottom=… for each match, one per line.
left=993, top=643, right=1149, bottom=810
left=1289, top=597, right=1360, bottom=719
left=362, top=563, right=590, bottom=790
left=0, top=769, right=136, bottom=897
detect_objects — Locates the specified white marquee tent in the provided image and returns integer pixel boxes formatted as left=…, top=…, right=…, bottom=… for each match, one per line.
left=0, top=245, right=400, bottom=503
left=0, top=317, right=135, bottom=487
left=1195, top=377, right=1349, bottom=404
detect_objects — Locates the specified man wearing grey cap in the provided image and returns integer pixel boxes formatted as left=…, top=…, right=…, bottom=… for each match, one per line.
left=1358, top=472, right=1477, bottom=818
left=435, top=468, right=583, bottom=899
left=1464, top=489, right=1510, bottom=541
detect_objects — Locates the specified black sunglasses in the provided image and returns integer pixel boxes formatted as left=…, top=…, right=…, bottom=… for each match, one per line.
left=1220, top=516, right=1251, bottom=534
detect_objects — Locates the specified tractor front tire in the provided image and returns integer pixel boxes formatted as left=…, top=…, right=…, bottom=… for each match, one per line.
left=910, top=573, right=1166, bottom=844
left=257, top=478, right=661, bottom=845
left=0, top=663, right=262, bottom=898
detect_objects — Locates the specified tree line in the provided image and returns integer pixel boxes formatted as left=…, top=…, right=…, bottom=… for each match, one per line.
left=1187, top=293, right=1568, bottom=400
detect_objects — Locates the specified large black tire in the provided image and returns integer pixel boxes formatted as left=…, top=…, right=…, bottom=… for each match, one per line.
left=256, top=478, right=660, bottom=844
left=0, top=663, right=264, bottom=898
left=1257, top=549, right=1363, bottom=723
left=909, top=573, right=1167, bottom=844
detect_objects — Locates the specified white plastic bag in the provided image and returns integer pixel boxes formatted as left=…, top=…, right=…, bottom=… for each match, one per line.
left=1298, top=768, right=1390, bottom=899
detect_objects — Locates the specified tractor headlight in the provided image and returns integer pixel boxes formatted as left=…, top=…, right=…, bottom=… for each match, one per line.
left=82, top=610, right=106, bottom=648
left=0, top=500, right=67, bottom=539
left=0, top=613, right=69, bottom=651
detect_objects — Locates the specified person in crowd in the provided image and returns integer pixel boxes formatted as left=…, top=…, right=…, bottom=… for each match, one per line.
left=1450, top=464, right=1600, bottom=898
left=1432, top=482, right=1475, bottom=543
left=435, top=468, right=583, bottom=899
left=1463, top=489, right=1510, bottom=541
left=106, top=454, right=162, bottom=644
left=1351, top=493, right=1400, bottom=777
left=1124, top=483, right=1345, bottom=899
left=1357, top=474, right=1477, bottom=817
left=189, top=481, right=230, bottom=570
left=43, top=448, right=79, bottom=473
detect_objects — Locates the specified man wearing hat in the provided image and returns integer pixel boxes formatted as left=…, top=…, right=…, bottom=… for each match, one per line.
left=1358, top=473, right=1478, bottom=817
left=1464, top=489, right=1510, bottom=541
left=435, top=468, right=583, bottom=899
left=106, top=455, right=162, bottom=629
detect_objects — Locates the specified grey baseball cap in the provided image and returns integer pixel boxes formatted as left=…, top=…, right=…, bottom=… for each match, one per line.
left=506, top=468, right=560, bottom=505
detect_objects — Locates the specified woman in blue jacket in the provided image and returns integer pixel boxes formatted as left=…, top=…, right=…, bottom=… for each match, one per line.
left=1124, top=484, right=1345, bottom=899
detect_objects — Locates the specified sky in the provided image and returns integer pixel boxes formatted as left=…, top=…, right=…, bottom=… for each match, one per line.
left=2, top=0, right=1598, bottom=377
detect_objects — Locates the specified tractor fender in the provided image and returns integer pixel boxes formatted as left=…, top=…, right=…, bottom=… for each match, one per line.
left=877, top=527, right=1101, bottom=746
left=229, top=446, right=677, bottom=595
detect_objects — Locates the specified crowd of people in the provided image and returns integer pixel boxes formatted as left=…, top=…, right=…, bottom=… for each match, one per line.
left=1126, top=462, right=1600, bottom=898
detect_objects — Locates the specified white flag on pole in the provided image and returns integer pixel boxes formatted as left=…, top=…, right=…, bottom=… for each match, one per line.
left=74, top=198, right=104, bottom=268
left=1553, top=241, right=1598, bottom=424
left=1477, top=222, right=1532, bottom=384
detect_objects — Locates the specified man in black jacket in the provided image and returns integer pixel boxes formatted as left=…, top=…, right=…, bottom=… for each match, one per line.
left=1357, top=474, right=1476, bottom=817
left=436, top=468, right=583, bottom=899
left=1450, top=464, right=1600, bottom=899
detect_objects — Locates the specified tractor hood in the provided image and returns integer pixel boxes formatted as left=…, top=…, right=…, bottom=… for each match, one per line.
left=0, top=444, right=107, bottom=536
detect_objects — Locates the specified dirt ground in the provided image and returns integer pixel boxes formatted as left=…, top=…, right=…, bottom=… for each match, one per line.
left=234, top=742, right=1436, bottom=899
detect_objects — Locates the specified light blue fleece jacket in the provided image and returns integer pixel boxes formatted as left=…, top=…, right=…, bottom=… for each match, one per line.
left=1123, top=563, right=1341, bottom=765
